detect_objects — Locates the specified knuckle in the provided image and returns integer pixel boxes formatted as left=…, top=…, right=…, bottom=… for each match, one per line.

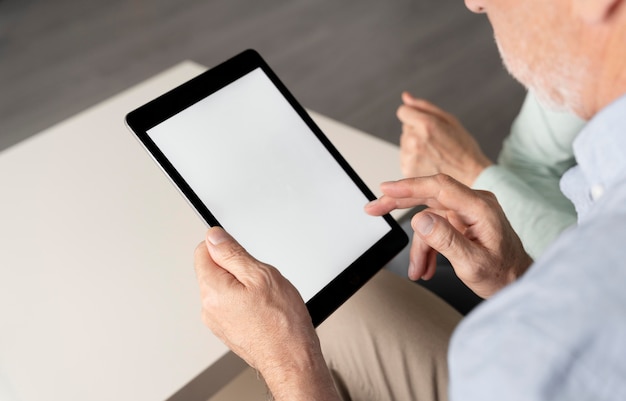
left=201, top=294, right=215, bottom=313
left=424, top=217, right=452, bottom=250
left=407, top=117, right=432, bottom=137
left=200, top=290, right=221, bottom=317
left=439, top=228, right=457, bottom=252
left=419, top=118, right=435, bottom=134
left=400, top=130, right=417, bottom=146
left=249, top=265, right=274, bottom=289
left=475, top=190, right=498, bottom=210
left=242, top=263, right=281, bottom=294
left=434, top=173, right=457, bottom=187
left=476, top=189, right=497, bottom=201
left=220, top=241, right=250, bottom=263
left=397, top=105, right=414, bottom=122
left=248, top=270, right=283, bottom=305
left=398, top=108, right=436, bottom=135
left=194, top=241, right=207, bottom=258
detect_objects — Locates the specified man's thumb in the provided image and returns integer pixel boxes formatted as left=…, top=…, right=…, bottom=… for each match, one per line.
left=412, top=212, right=471, bottom=264
left=205, top=227, right=255, bottom=279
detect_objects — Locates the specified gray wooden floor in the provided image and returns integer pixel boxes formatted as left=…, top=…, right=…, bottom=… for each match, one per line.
left=0, top=0, right=525, bottom=159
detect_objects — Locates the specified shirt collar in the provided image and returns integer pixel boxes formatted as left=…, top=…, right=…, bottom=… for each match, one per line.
left=561, top=94, right=626, bottom=220
left=573, top=94, right=626, bottom=191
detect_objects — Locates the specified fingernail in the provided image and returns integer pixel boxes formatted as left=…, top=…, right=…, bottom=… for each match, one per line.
left=408, top=261, right=416, bottom=277
left=207, top=227, right=231, bottom=245
left=415, top=214, right=434, bottom=235
left=365, top=199, right=379, bottom=208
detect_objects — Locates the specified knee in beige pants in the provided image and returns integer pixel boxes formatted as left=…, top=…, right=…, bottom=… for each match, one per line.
left=317, top=270, right=462, bottom=401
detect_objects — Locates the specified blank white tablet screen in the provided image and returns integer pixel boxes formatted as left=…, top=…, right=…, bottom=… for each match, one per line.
left=147, top=68, right=390, bottom=302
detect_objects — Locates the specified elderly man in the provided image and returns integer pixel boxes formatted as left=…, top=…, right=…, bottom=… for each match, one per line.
left=194, top=0, right=626, bottom=400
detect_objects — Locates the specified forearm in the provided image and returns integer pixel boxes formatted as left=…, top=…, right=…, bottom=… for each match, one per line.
left=498, top=125, right=577, bottom=216
left=262, top=346, right=340, bottom=401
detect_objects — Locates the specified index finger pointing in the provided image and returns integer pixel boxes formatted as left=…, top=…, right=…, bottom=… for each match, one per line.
left=364, top=175, right=451, bottom=216
left=380, top=175, right=487, bottom=224
left=381, top=175, right=468, bottom=204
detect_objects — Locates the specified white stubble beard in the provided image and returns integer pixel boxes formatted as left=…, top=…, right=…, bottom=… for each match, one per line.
left=494, top=35, right=588, bottom=117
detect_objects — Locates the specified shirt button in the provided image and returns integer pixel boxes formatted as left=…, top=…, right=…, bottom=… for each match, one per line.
left=590, top=184, right=605, bottom=201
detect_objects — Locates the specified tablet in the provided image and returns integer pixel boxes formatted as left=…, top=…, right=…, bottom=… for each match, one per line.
left=125, top=49, right=407, bottom=326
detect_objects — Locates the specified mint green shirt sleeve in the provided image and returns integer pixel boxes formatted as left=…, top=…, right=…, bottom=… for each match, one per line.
left=472, top=92, right=585, bottom=259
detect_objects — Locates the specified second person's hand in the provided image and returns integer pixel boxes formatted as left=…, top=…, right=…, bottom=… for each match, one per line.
left=398, top=92, right=493, bottom=185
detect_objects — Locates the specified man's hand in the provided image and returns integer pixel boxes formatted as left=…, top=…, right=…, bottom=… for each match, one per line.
left=194, top=227, right=339, bottom=400
left=398, top=92, right=493, bottom=185
left=365, top=175, right=533, bottom=298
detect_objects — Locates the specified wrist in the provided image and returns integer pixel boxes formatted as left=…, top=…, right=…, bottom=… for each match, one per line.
left=261, top=344, right=339, bottom=401
left=465, top=157, right=493, bottom=187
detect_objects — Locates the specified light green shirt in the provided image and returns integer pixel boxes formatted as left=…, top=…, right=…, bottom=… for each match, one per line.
left=472, top=92, right=585, bottom=259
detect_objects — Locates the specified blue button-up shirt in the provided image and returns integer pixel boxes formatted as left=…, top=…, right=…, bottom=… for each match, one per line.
left=449, top=94, right=626, bottom=401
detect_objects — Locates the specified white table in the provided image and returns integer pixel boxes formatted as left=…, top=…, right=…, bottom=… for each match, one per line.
left=0, top=61, right=408, bottom=401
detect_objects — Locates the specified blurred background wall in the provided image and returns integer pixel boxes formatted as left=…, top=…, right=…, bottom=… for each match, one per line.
left=0, top=0, right=525, bottom=157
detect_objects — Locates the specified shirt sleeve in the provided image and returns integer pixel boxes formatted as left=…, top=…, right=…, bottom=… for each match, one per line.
left=471, top=92, right=585, bottom=259
left=473, top=166, right=576, bottom=259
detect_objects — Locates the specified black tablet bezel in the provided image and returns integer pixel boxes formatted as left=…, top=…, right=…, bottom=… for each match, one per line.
left=125, top=49, right=408, bottom=326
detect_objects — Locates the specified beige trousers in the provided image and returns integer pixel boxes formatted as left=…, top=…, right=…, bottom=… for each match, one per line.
left=317, top=270, right=462, bottom=401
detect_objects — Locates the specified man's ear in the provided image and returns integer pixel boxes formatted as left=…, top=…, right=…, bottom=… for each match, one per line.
left=574, top=0, right=624, bottom=24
